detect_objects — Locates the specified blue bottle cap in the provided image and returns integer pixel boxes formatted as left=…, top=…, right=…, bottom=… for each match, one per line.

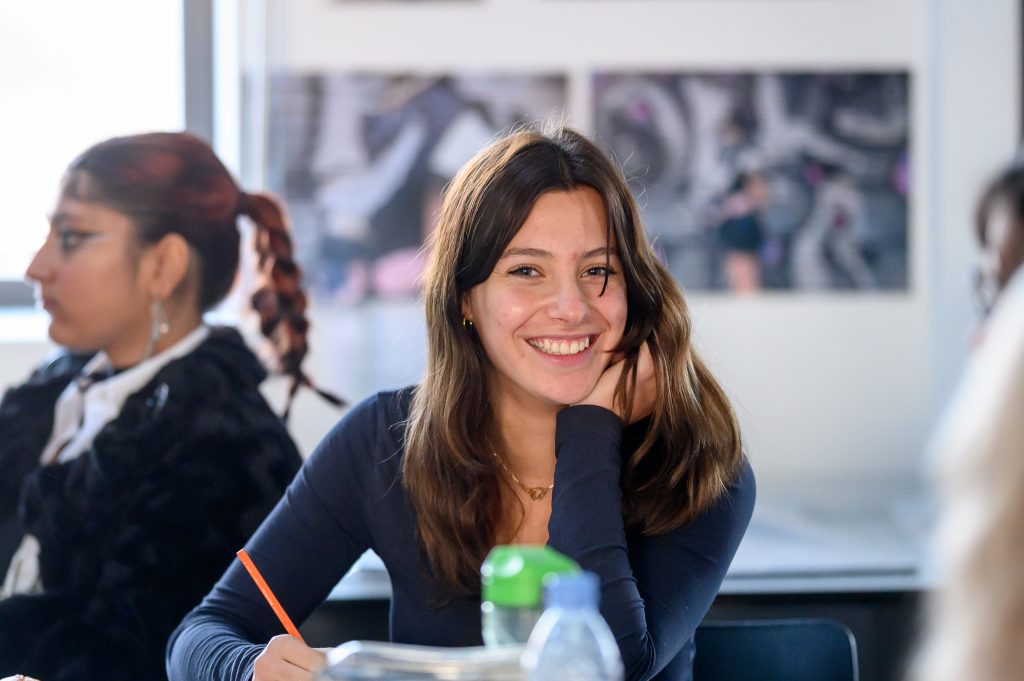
left=542, top=570, right=600, bottom=609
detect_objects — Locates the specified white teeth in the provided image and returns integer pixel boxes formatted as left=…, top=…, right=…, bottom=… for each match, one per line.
left=530, top=337, right=590, bottom=356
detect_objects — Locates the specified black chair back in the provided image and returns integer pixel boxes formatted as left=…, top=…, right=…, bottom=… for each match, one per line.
left=693, top=618, right=858, bottom=681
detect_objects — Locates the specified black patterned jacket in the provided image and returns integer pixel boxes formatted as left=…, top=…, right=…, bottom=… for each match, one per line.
left=0, top=327, right=302, bottom=681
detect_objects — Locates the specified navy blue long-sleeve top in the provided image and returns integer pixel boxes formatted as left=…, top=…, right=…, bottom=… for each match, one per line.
left=167, top=388, right=755, bottom=681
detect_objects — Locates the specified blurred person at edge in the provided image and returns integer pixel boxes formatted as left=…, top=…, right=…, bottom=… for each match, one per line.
left=911, top=157, right=1024, bottom=681
left=969, top=159, right=1024, bottom=336
left=0, top=133, right=338, bottom=681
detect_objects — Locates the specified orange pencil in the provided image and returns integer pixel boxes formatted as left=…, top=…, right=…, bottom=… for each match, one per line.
left=236, top=548, right=305, bottom=643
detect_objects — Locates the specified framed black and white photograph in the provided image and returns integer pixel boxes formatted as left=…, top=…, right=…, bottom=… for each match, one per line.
left=593, top=71, right=911, bottom=293
left=265, top=72, right=568, bottom=303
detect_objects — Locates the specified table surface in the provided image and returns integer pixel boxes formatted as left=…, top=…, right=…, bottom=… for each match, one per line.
left=328, top=494, right=935, bottom=601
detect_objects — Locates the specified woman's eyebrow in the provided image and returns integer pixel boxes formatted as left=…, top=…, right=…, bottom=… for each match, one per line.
left=583, top=246, right=619, bottom=259
left=47, top=212, right=73, bottom=228
left=500, top=247, right=550, bottom=260
left=499, top=246, right=619, bottom=260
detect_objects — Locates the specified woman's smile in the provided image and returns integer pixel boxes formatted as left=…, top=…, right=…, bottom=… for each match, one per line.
left=526, top=333, right=597, bottom=360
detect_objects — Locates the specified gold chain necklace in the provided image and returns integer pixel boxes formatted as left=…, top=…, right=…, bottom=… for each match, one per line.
left=492, top=452, right=554, bottom=501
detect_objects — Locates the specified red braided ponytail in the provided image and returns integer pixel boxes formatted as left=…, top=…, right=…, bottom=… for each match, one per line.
left=240, top=191, right=344, bottom=419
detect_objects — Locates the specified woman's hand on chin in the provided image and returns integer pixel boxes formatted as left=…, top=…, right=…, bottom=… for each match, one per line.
left=577, top=342, right=656, bottom=424
left=253, top=634, right=329, bottom=681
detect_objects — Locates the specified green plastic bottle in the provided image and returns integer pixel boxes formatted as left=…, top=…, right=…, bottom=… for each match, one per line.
left=480, top=545, right=580, bottom=646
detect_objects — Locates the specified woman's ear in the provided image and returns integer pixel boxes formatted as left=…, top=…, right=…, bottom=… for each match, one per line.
left=460, top=294, right=474, bottom=325
left=142, top=233, right=192, bottom=300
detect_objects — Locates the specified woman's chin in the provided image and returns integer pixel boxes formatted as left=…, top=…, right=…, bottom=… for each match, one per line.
left=539, top=383, right=600, bottom=408
left=46, top=322, right=71, bottom=347
left=46, top=324, right=94, bottom=353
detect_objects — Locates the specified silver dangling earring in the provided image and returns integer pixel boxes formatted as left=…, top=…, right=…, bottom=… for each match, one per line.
left=142, top=299, right=171, bottom=360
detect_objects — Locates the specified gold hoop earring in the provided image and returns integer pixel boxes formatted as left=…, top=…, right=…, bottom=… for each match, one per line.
left=462, top=317, right=474, bottom=329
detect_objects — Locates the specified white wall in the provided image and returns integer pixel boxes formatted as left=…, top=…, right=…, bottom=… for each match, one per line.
left=3, top=0, right=1019, bottom=503
left=0, top=342, right=55, bottom=386
left=929, top=0, right=1021, bottom=421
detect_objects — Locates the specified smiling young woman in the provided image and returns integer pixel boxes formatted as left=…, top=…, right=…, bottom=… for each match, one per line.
left=168, top=127, right=755, bottom=681
left=407, top=129, right=751, bottom=594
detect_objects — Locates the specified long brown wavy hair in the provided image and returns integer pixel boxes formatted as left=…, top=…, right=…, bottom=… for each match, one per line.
left=403, top=127, right=744, bottom=592
left=62, top=132, right=341, bottom=417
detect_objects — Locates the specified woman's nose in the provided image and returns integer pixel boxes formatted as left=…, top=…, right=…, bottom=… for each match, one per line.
left=546, top=277, right=590, bottom=325
left=25, top=237, right=55, bottom=284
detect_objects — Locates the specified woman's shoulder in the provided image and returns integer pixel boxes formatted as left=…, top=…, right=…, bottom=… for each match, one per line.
left=726, top=457, right=757, bottom=519
left=160, top=326, right=267, bottom=390
left=84, top=328, right=254, bottom=433
left=21, top=351, right=92, bottom=388
left=301, top=386, right=417, bottom=487
left=374, top=385, right=417, bottom=429
left=675, top=457, right=756, bottom=539
left=324, top=385, right=417, bottom=452
left=0, top=351, right=89, bottom=424
left=133, top=326, right=281, bottom=427
left=110, top=328, right=298, bottom=465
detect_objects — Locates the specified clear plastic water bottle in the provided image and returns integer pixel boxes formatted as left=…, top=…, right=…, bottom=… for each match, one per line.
left=520, top=571, right=624, bottom=681
left=480, top=545, right=579, bottom=646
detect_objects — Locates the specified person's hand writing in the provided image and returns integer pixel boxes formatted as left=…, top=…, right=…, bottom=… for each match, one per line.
left=577, top=342, right=656, bottom=423
left=253, top=635, right=328, bottom=681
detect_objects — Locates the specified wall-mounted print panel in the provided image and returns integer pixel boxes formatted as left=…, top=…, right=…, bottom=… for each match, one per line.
left=267, top=73, right=567, bottom=303
left=593, top=72, right=910, bottom=293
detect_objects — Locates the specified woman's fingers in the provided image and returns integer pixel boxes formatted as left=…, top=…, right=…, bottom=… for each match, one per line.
left=253, top=634, right=328, bottom=681
left=577, top=351, right=623, bottom=414
left=578, top=342, right=656, bottom=423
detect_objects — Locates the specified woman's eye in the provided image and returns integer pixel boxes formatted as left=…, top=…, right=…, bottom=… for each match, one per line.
left=509, top=265, right=539, bottom=278
left=584, top=265, right=617, bottom=277
left=57, top=229, right=91, bottom=253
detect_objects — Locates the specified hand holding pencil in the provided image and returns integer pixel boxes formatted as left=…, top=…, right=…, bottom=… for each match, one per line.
left=254, top=635, right=328, bottom=681
left=237, top=549, right=330, bottom=681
